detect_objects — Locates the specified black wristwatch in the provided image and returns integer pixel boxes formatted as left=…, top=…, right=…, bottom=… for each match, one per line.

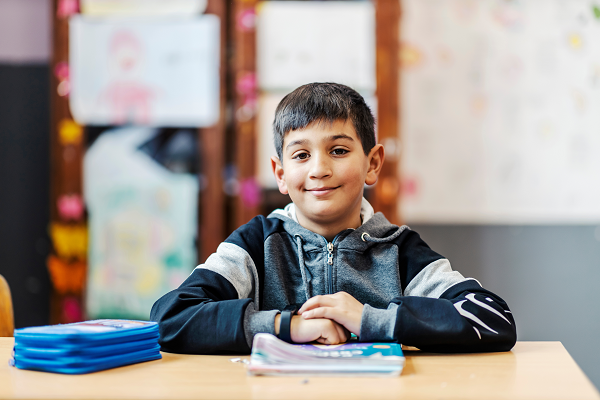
left=278, top=305, right=299, bottom=343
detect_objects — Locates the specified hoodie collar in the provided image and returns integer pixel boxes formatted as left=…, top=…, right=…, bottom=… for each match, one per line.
left=268, top=198, right=405, bottom=251
left=270, top=197, right=375, bottom=225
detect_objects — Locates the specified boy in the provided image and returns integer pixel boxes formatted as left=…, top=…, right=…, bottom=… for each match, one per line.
left=150, top=83, right=516, bottom=354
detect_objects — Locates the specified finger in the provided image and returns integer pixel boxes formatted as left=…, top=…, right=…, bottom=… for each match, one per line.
left=333, top=322, right=348, bottom=343
left=320, top=325, right=342, bottom=345
left=301, top=306, right=339, bottom=321
left=298, top=295, right=338, bottom=314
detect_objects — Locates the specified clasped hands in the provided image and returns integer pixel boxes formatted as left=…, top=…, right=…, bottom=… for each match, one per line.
left=274, top=291, right=363, bottom=345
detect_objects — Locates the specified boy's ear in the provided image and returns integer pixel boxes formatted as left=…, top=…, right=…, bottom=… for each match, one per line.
left=365, top=144, right=385, bottom=186
left=271, top=156, right=289, bottom=195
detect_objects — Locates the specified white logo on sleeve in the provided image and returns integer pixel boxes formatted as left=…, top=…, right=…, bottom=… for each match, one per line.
left=453, top=294, right=512, bottom=339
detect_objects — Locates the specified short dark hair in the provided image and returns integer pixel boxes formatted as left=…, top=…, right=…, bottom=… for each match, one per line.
left=273, top=82, right=376, bottom=160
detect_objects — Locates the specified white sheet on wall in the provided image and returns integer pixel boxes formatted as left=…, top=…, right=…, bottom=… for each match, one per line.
left=256, top=1, right=376, bottom=92
left=80, top=0, right=207, bottom=16
left=400, top=0, right=600, bottom=224
left=69, top=15, right=219, bottom=127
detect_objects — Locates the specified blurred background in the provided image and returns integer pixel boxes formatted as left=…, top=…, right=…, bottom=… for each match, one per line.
left=0, top=0, right=599, bottom=390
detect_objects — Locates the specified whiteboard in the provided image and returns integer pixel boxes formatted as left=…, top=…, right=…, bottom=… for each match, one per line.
left=400, top=0, right=600, bottom=224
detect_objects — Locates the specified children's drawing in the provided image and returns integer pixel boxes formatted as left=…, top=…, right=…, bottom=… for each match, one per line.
left=102, top=30, right=155, bottom=125
left=84, top=127, right=198, bottom=320
left=400, top=0, right=600, bottom=223
left=69, top=15, right=220, bottom=127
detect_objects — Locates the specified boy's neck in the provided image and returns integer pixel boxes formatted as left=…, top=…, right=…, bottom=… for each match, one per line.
left=295, top=212, right=363, bottom=243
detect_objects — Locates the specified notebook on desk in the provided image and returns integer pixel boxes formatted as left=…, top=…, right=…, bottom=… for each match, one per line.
left=247, top=333, right=405, bottom=376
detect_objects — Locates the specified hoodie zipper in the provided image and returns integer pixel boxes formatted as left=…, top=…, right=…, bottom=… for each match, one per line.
left=327, top=242, right=334, bottom=294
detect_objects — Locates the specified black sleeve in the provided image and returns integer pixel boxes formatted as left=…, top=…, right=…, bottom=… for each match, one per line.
left=150, top=268, right=253, bottom=354
left=391, top=279, right=517, bottom=352
left=150, top=216, right=277, bottom=355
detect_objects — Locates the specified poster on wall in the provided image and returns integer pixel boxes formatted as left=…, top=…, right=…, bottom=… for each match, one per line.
left=80, top=0, right=207, bottom=16
left=256, top=1, right=376, bottom=92
left=84, top=127, right=199, bottom=320
left=69, top=15, right=219, bottom=127
left=400, top=0, right=600, bottom=223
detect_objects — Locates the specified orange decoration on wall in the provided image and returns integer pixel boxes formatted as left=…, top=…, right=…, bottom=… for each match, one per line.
left=47, top=255, right=87, bottom=295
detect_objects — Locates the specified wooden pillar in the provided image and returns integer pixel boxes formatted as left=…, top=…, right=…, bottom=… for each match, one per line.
left=198, top=0, right=229, bottom=262
left=373, top=0, right=401, bottom=225
left=49, top=0, right=87, bottom=324
left=232, top=0, right=260, bottom=230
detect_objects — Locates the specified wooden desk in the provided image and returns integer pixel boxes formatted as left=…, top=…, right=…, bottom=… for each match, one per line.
left=0, top=338, right=598, bottom=400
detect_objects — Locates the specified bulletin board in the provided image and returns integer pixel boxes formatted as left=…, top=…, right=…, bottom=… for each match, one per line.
left=400, top=0, right=600, bottom=224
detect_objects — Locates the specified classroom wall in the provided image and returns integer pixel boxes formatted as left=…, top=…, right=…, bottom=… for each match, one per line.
left=0, top=0, right=52, bottom=328
left=412, top=224, right=600, bottom=390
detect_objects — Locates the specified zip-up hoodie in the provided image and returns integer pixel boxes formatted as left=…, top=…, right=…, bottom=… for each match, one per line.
left=150, top=199, right=516, bottom=354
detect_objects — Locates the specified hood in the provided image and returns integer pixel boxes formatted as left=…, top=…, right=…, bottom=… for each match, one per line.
left=267, top=198, right=408, bottom=252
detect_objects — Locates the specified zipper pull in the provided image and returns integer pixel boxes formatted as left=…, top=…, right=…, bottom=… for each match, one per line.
left=327, top=242, right=333, bottom=265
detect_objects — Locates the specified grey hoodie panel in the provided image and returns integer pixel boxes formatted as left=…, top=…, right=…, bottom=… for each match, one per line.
left=335, top=243, right=402, bottom=309
left=262, top=233, right=328, bottom=310
left=404, top=258, right=469, bottom=298
left=196, top=242, right=259, bottom=306
left=359, top=303, right=399, bottom=341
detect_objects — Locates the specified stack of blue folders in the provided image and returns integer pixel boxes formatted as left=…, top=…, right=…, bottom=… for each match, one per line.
left=10, top=319, right=161, bottom=374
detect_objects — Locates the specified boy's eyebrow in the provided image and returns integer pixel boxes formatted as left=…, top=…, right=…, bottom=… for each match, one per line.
left=286, top=139, right=309, bottom=150
left=325, top=133, right=355, bottom=142
left=285, top=133, right=355, bottom=151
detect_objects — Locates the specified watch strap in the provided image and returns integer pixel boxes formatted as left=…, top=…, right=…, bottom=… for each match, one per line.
left=278, top=304, right=299, bottom=343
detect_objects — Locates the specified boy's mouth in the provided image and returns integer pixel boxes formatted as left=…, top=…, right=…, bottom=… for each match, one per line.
left=305, top=186, right=340, bottom=196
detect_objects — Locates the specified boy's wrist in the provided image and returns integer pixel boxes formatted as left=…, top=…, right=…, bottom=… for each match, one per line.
left=274, top=314, right=281, bottom=335
left=277, top=310, right=295, bottom=342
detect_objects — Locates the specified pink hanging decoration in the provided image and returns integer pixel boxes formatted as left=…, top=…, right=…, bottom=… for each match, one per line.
left=57, top=0, right=79, bottom=18
left=240, top=178, right=261, bottom=209
left=57, top=194, right=85, bottom=221
left=62, top=296, right=83, bottom=323
left=55, top=62, right=71, bottom=97
left=54, top=62, right=69, bottom=80
left=237, top=72, right=257, bottom=95
left=237, top=9, right=257, bottom=32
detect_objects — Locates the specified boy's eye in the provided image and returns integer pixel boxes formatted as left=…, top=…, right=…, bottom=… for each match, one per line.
left=331, top=148, right=348, bottom=156
left=293, top=152, right=310, bottom=160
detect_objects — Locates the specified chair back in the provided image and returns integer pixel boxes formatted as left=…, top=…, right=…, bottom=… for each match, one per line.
left=0, top=274, right=14, bottom=337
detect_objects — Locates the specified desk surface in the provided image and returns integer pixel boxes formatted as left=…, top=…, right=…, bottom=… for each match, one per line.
left=0, top=338, right=598, bottom=400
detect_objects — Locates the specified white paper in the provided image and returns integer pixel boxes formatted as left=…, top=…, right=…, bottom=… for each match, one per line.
left=400, top=0, right=600, bottom=224
left=84, top=127, right=198, bottom=320
left=80, top=0, right=207, bottom=16
left=69, top=15, right=219, bottom=127
left=257, top=1, right=376, bottom=92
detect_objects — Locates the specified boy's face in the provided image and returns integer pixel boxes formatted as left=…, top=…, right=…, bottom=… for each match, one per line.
left=272, top=119, right=384, bottom=236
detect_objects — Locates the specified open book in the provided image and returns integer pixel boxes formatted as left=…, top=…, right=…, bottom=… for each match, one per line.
left=247, top=333, right=404, bottom=376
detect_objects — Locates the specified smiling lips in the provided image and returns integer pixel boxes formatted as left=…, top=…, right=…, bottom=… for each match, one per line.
left=305, top=186, right=340, bottom=197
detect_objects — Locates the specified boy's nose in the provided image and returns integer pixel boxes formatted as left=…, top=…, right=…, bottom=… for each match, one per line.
left=309, top=154, right=332, bottom=179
